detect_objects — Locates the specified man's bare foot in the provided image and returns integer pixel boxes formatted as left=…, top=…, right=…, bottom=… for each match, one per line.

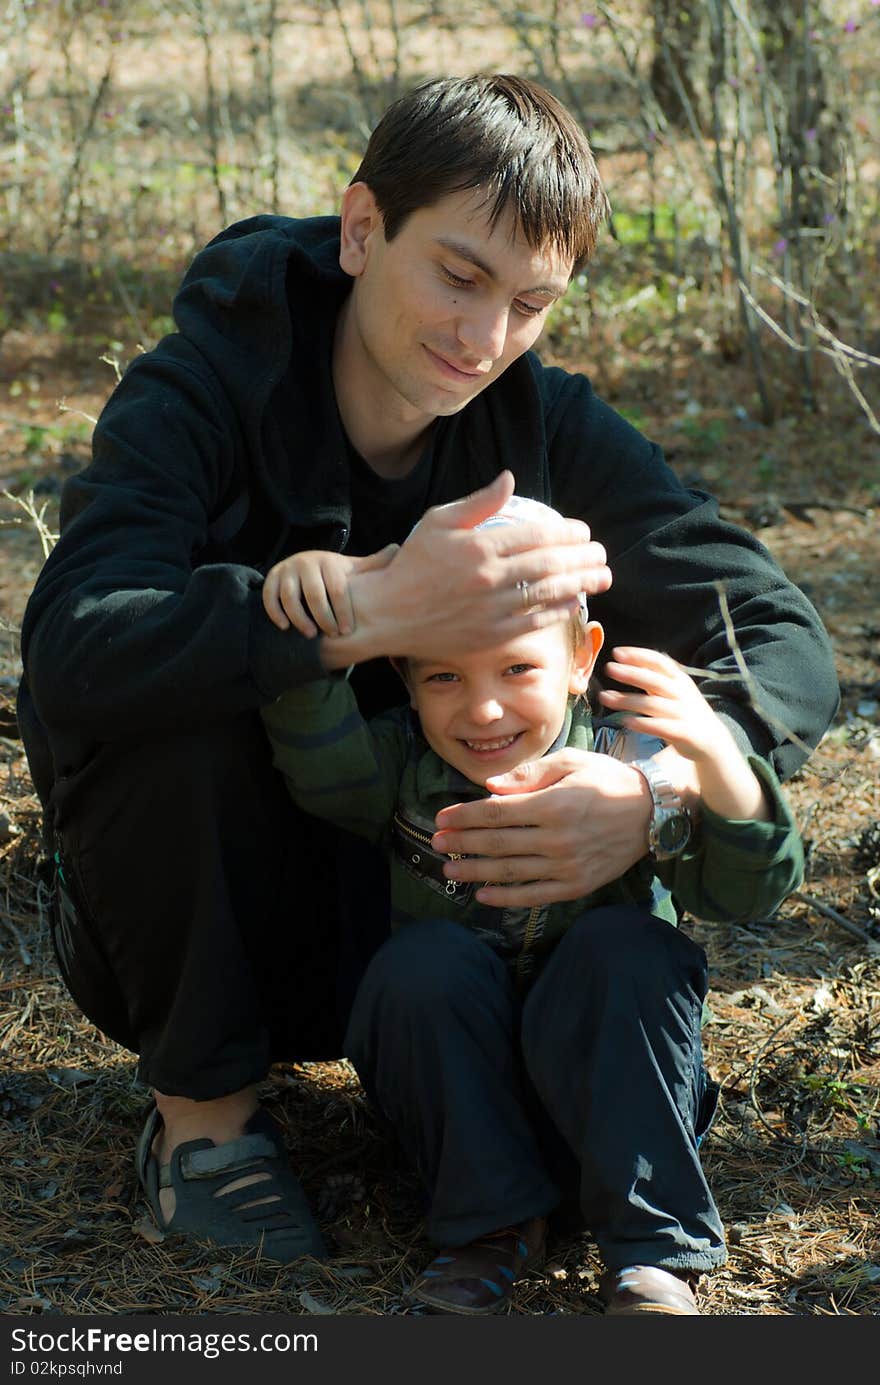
left=151, top=1085, right=275, bottom=1224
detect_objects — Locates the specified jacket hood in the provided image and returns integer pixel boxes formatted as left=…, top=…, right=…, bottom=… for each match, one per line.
left=173, top=213, right=348, bottom=433
left=167, top=216, right=359, bottom=539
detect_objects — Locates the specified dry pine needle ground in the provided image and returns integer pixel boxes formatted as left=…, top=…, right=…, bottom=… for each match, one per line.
left=0, top=475, right=878, bottom=1319
left=1, top=638, right=878, bottom=1317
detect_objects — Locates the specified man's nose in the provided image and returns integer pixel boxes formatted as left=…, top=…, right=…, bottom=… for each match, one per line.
left=456, top=301, right=508, bottom=363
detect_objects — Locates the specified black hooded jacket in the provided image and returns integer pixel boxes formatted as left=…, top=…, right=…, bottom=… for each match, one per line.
left=18, top=214, right=838, bottom=806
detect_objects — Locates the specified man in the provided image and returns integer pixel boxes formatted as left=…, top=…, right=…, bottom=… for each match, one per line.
left=18, top=73, right=837, bottom=1306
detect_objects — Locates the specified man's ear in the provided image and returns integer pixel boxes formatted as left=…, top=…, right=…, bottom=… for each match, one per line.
left=569, top=621, right=604, bottom=696
left=389, top=656, right=417, bottom=708
left=339, top=182, right=383, bottom=278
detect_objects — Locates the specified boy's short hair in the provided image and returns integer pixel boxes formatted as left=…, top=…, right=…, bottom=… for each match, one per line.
left=350, top=73, right=610, bottom=274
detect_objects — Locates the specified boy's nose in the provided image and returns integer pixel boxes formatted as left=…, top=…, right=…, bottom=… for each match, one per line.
left=468, top=695, right=505, bottom=725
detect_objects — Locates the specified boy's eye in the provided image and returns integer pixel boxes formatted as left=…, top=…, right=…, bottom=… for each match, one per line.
left=507, top=663, right=535, bottom=676
left=426, top=671, right=458, bottom=683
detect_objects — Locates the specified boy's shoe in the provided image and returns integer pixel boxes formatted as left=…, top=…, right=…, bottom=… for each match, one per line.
left=600, top=1265, right=700, bottom=1315
left=407, top=1216, right=547, bottom=1315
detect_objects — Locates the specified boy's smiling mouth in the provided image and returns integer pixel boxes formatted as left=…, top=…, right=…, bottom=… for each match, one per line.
left=460, top=732, right=523, bottom=754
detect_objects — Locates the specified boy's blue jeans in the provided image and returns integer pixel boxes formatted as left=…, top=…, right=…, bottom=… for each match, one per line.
left=345, top=908, right=725, bottom=1276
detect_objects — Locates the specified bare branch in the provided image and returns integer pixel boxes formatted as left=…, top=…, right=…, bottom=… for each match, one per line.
left=739, top=274, right=880, bottom=435
left=790, top=892, right=873, bottom=945
left=57, top=399, right=98, bottom=425
left=671, top=580, right=816, bottom=763
left=1, top=490, right=59, bottom=560
left=752, top=266, right=880, bottom=367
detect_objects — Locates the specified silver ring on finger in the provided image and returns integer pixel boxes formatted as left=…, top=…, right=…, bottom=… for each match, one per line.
left=516, top=578, right=531, bottom=611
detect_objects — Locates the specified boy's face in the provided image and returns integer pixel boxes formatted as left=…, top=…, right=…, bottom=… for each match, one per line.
left=404, top=621, right=602, bottom=788
left=337, top=184, right=572, bottom=429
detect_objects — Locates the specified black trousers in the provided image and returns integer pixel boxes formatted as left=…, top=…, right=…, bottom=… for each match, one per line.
left=46, top=711, right=390, bottom=1099
left=344, top=913, right=726, bottom=1275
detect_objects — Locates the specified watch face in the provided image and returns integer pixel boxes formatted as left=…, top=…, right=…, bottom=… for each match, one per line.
left=657, top=813, right=691, bottom=854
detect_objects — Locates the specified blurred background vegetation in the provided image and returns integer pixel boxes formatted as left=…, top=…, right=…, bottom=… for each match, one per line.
left=1, top=0, right=878, bottom=495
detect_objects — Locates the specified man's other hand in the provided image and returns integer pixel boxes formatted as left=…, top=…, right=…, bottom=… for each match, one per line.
left=430, top=748, right=654, bottom=907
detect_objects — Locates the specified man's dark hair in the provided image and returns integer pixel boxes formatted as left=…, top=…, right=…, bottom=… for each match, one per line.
left=350, top=73, right=611, bottom=273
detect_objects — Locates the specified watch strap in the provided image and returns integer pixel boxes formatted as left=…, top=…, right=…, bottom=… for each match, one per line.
left=631, top=757, right=691, bottom=860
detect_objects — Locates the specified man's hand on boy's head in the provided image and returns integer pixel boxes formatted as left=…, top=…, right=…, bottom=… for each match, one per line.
left=431, top=748, right=653, bottom=907
left=319, top=471, right=612, bottom=671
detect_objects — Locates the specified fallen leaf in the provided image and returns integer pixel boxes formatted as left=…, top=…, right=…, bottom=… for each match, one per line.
left=51, top=1068, right=97, bottom=1088
left=132, top=1215, right=165, bottom=1245
left=298, top=1290, right=336, bottom=1315
left=192, top=1275, right=222, bottom=1293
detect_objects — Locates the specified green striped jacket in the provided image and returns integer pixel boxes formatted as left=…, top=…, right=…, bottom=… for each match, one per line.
left=262, top=675, right=803, bottom=987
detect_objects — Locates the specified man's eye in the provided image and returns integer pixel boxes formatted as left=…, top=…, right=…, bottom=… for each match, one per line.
left=513, top=299, right=546, bottom=318
left=442, top=266, right=473, bottom=289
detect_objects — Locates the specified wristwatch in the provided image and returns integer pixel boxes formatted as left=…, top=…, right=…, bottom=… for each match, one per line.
left=630, top=758, right=692, bottom=860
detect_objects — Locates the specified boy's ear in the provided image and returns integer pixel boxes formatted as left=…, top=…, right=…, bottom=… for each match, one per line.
left=339, top=182, right=383, bottom=277
left=389, top=657, right=417, bottom=708
left=569, top=621, right=604, bottom=696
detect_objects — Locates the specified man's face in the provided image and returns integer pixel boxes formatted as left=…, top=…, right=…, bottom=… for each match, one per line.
left=337, top=185, right=573, bottom=429
left=405, top=623, right=595, bottom=788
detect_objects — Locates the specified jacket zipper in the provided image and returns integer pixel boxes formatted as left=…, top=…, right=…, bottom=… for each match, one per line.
left=394, top=813, right=468, bottom=899
left=397, top=816, right=543, bottom=971
left=393, top=814, right=463, bottom=861
left=516, top=906, right=543, bottom=981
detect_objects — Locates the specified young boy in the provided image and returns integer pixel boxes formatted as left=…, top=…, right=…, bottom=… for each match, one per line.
left=260, top=493, right=804, bottom=1316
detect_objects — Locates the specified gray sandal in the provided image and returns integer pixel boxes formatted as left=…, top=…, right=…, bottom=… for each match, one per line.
left=135, top=1103, right=327, bottom=1263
